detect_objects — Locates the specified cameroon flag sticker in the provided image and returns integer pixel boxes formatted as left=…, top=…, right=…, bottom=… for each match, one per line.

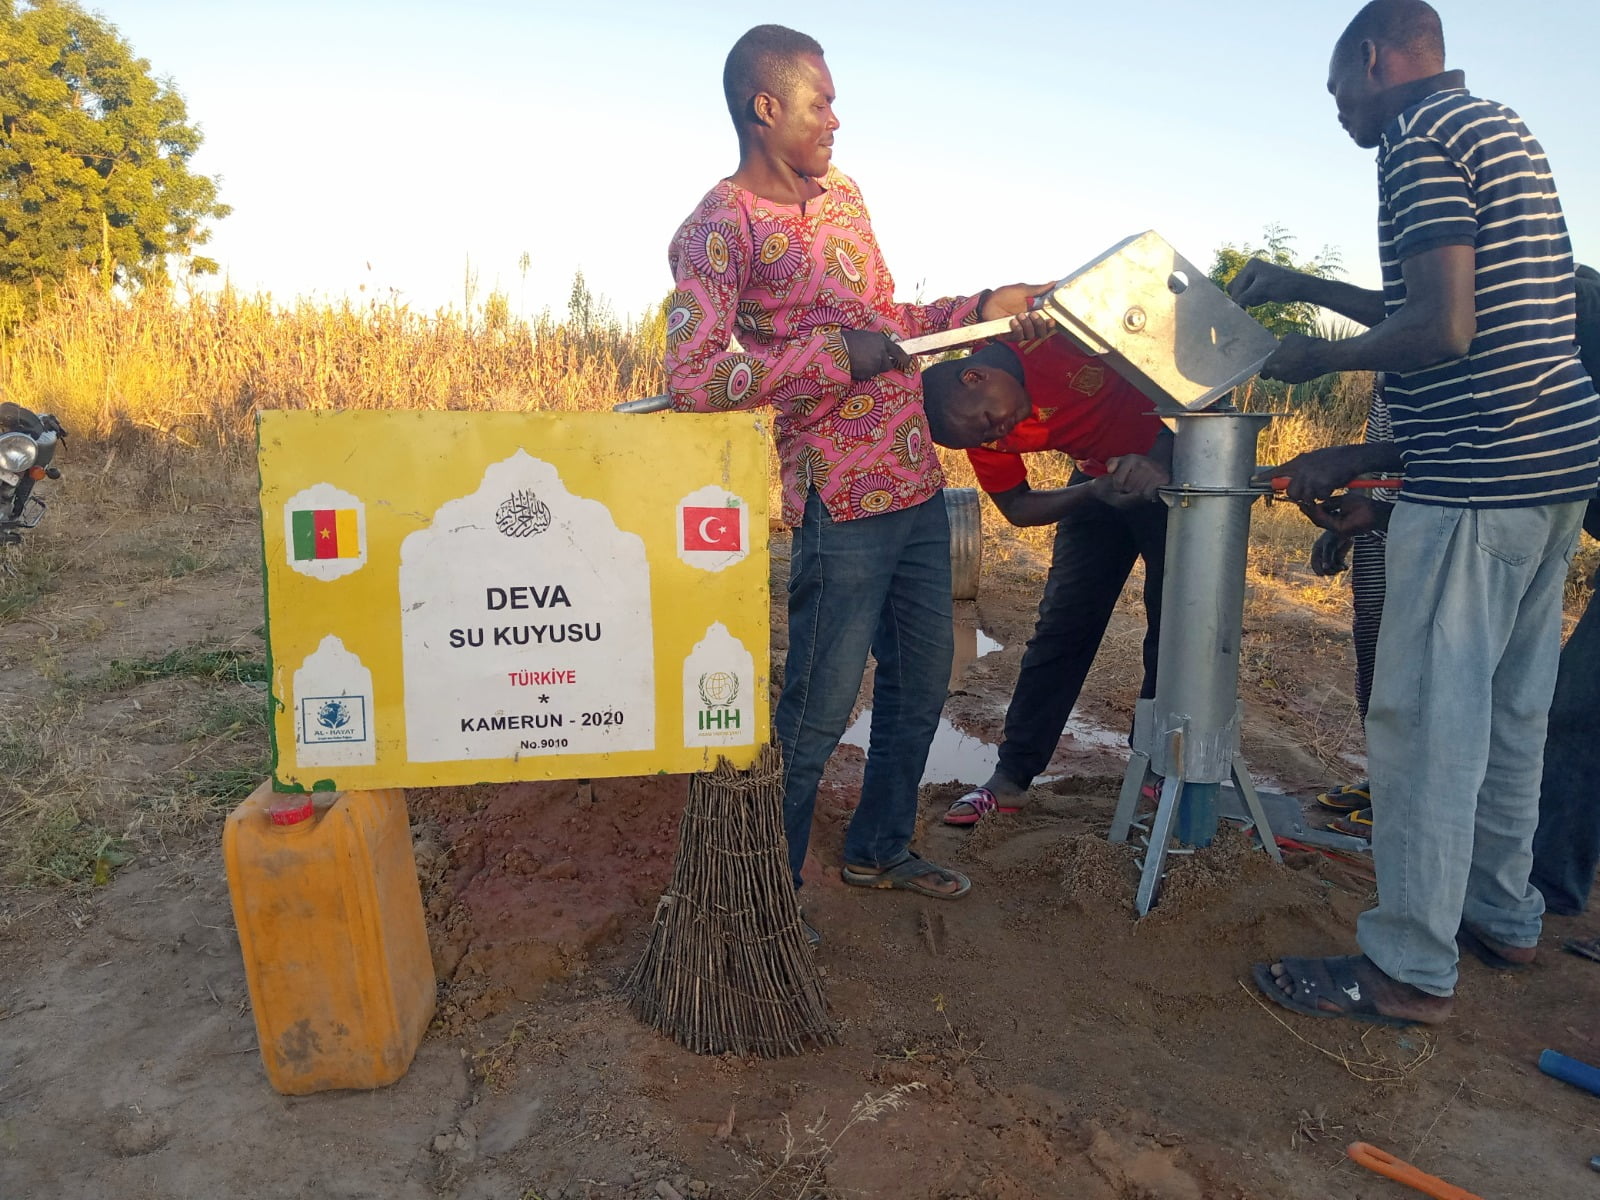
left=282, top=484, right=367, bottom=581
left=291, top=507, right=360, bottom=561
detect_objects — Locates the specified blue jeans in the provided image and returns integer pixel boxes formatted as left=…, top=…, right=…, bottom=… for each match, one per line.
left=776, top=491, right=954, bottom=888
left=1359, top=501, right=1585, bottom=995
left=1530, top=579, right=1600, bottom=915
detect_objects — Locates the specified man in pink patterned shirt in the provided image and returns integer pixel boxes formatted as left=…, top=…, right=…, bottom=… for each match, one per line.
left=666, top=24, right=1041, bottom=938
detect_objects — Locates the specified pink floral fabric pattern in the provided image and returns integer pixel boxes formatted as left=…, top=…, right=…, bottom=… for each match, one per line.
left=665, top=169, right=982, bottom=525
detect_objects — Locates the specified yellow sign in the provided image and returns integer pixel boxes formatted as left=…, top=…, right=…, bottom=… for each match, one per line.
left=258, top=411, right=770, bottom=790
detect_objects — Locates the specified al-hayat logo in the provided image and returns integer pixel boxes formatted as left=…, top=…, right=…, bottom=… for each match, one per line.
left=300, top=694, right=369, bottom=744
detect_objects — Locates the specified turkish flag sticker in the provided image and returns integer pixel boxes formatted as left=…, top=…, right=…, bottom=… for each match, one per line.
left=683, top=506, right=742, bottom=552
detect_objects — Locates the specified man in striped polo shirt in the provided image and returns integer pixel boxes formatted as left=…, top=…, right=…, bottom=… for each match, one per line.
left=1231, top=0, right=1599, bottom=1026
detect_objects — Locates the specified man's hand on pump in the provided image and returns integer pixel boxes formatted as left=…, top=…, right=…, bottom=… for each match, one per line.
left=1100, top=453, right=1170, bottom=503
left=981, top=282, right=1052, bottom=322
left=1297, top=492, right=1386, bottom=539
left=1256, top=444, right=1376, bottom=504
left=1226, top=258, right=1314, bottom=308
left=999, top=309, right=1055, bottom=342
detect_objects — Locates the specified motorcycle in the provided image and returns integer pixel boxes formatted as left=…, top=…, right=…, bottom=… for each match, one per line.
left=0, top=402, right=66, bottom=548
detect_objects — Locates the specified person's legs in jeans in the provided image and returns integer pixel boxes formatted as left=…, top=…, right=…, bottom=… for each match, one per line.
left=1529, top=581, right=1600, bottom=915
left=994, top=496, right=1140, bottom=789
left=1461, top=509, right=1584, bottom=946
left=1359, top=502, right=1583, bottom=995
left=842, top=494, right=954, bottom=869
left=776, top=492, right=913, bottom=888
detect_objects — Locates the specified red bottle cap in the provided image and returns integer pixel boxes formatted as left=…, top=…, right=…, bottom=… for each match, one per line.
left=268, top=798, right=315, bottom=827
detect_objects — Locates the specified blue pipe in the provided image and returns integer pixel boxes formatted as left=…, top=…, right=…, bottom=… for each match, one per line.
left=1175, top=781, right=1219, bottom=848
left=1539, top=1048, right=1600, bottom=1097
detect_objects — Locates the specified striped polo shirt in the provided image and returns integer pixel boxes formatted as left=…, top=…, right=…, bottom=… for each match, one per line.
left=1377, top=72, right=1599, bottom=507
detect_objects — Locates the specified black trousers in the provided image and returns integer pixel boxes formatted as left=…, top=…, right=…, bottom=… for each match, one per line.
left=996, top=475, right=1168, bottom=788
left=1529, top=581, right=1600, bottom=915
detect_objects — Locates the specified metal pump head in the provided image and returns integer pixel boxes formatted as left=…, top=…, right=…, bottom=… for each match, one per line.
left=1040, top=231, right=1279, bottom=412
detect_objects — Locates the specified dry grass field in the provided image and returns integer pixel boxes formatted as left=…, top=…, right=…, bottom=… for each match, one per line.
left=2, top=281, right=1597, bottom=1200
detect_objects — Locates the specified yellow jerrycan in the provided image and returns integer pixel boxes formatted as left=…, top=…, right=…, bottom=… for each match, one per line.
left=223, top=784, right=435, bottom=1094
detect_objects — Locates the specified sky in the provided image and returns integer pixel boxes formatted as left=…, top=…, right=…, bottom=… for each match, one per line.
left=92, top=0, right=1600, bottom=322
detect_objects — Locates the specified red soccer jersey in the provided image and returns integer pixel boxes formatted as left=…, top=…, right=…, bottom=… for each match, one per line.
left=964, top=335, right=1165, bottom=494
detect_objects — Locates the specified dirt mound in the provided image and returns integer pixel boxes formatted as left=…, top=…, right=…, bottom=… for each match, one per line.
left=1047, top=831, right=1141, bottom=903
left=411, top=775, right=687, bottom=1025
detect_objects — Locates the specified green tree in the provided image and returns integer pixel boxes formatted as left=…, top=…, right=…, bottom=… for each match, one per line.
left=1208, top=224, right=1342, bottom=340
left=0, top=0, right=229, bottom=322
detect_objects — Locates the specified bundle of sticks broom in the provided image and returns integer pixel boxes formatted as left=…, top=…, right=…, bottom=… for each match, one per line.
left=625, top=743, right=836, bottom=1056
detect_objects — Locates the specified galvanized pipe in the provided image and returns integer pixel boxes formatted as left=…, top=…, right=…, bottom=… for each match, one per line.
left=1146, top=412, right=1271, bottom=783
left=1148, top=413, right=1271, bottom=799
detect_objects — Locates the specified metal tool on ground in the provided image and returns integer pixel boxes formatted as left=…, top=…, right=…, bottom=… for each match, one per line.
left=1346, top=1142, right=1483, bottom=1200
left=1216, top=785, right=1371, bottom=855
left=625, top=745, right=836, bottom=1057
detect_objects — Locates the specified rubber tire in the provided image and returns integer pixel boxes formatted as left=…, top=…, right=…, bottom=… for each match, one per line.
left=944, top=487, right=982, bottom=600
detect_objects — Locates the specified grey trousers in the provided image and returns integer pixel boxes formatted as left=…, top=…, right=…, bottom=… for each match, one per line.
left=1358, top=501, right=1585, bottom=995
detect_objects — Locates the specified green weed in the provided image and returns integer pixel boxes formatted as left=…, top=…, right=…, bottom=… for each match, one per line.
left=0, top=547, right=63, bottom=618
left=183, top=694, right=269, bottom=740
left=11, top=804, right=127, bottom=886
left=86, top=645, right=267, bottom=691
left=185, top=758, right=271, bottom=809
left=0, top=725, right=50, bottom=777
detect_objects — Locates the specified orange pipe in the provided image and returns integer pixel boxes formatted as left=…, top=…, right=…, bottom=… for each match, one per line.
left=1346, top=1142, right=1483, bottom=1200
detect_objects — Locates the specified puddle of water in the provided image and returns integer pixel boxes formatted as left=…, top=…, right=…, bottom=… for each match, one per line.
left=838, top=612, right=1010, bottom=786
left=840, top=663, right=1132, bottom=788
left=841, top=711, right=998, bottom=786
left=950, top=609, right=1004, bottom=690
left=1062, top=712, right=1129, bottom=752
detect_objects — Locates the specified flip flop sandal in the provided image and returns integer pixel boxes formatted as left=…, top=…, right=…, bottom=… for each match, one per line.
left=841, top=850, right=972, bottom=899
left=942, top=786, right=1022, bottom=827
left=1316, top=781, right=1371, bottom=813
left=1250, top=954, right=1427, bottom=1029
left=1329, top=807, right=1373, bottom=839
left=1456, top=924, right=1534, bottom=971
left=1563, top=936, right=1600, bottom=963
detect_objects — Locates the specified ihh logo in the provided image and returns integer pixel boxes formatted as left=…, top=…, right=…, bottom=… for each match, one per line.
left=696, top=671, right=741, bottom=732
left=301, top=695, right=369, bottom=744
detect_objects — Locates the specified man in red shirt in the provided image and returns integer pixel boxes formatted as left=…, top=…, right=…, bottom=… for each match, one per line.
left=922, top=334, right=1171, bottom=824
